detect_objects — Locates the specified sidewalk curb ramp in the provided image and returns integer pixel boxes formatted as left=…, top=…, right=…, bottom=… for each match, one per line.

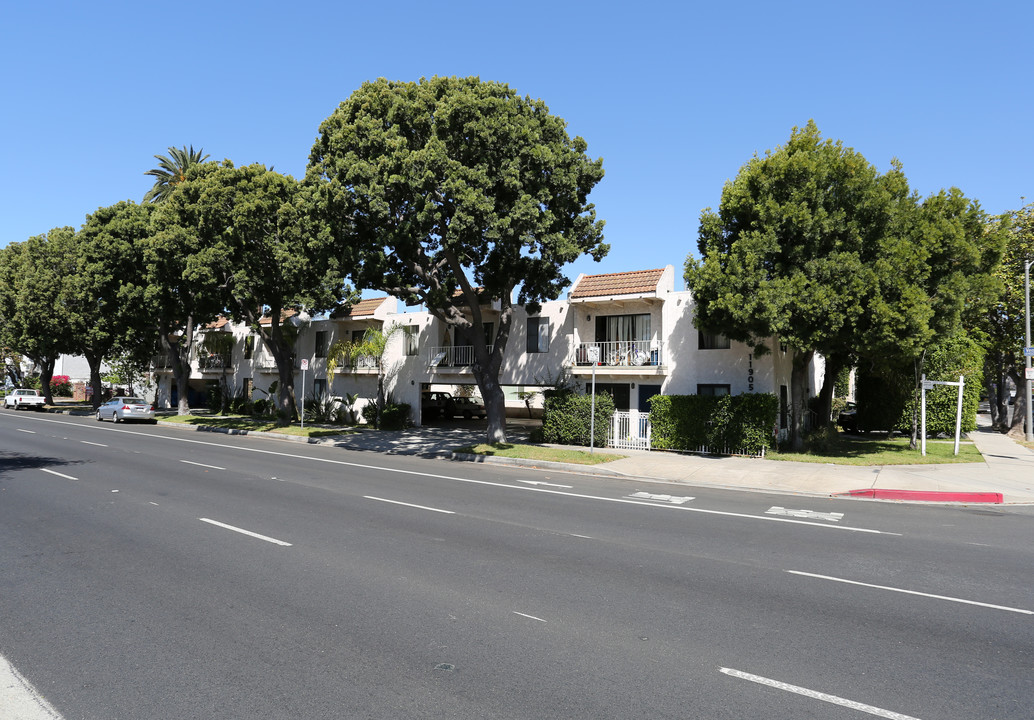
left=837, top=489, right=1004, bottom=503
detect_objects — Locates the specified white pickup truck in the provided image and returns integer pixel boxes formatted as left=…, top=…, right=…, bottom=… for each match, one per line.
left=4, top=389, right=46, bottom=410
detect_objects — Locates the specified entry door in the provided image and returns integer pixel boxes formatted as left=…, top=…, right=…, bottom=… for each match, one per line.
left=637, top=384, right=662, bottom=413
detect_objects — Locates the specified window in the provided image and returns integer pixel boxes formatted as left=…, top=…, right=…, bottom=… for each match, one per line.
left=244, top=335, right=255, bottom=360
left=526, top=317, right=549, bottom=353
left=404, top=325, right=419, bottom=356
left=698, top=330, right=730, bottom=350
left=314, top=331, right=328, bottom=358
left=313, top=378, right=327, bottom=399
left=697, top=384, right=731, bottom=396
left=351, top=329, right=366, bottom=344
left=596, top=313, right=651, bottom=344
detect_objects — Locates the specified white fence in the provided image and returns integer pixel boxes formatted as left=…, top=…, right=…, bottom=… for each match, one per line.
left=608, top=410, right=651, bottom=450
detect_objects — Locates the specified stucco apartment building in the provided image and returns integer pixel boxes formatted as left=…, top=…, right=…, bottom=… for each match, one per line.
left=150, top=265, right=820, bottom=434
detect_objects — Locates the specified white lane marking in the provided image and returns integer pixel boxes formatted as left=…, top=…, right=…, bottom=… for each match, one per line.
left=719, top=667, right=921, bottom=719
left=0, top=652, right=64, bottom=719
left=569, top=533, right=593, bottom=539
left=80, top=440, right=107, bottom=447
left=5, top=415, right=900, bottom=535
left=519, top=480, right=573, bottom=488
left=513, top=611, right=547, bottom=623
left=364, top=496, right=455, bottom=514
left=41, top=468, right=77, bottom=480
left=16, top=428, right=36, bottom=433
left=149, top=502, right=159, bottom=506
left=628, top=491, right=694, bottom=504
left=787, top=570, right=1034, bottom=615
left=199, top=518, right=292, bottom=546
left=181, top=460, right=226, bottom=470
left=767, top=506, right=843, bottom=522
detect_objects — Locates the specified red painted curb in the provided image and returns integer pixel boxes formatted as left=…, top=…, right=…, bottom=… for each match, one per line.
left=838, top=489, right=1003, bottom=503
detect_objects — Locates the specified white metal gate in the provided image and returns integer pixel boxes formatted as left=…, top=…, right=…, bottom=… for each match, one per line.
left=608, top=410, right=651, bottom=450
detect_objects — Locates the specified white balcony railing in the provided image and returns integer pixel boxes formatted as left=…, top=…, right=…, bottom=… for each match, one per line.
left=572, top=341, right=664, bottom=368
left=427, top=345, right=493, bottom=369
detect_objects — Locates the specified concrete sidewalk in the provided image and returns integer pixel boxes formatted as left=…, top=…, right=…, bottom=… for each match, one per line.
left=542, top=414, right=1033, bottom=504
left=311, top=413, right=1034, bottom=504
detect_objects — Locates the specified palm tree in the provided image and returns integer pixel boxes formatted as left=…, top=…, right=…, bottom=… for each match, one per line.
left=143, top=145, right=210, bottom=203
left=327, top=324, right=406, bottom=428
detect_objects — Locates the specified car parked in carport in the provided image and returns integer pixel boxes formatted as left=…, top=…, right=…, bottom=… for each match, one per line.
left=96, top=397, right=156, bottom=424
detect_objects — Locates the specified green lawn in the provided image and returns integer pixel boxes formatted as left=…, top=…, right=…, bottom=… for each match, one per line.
left=454, top=443, right=626, bottom=465
left=159, top=413, right=358, bottom=439
left=768, top=434, right=983, bottom=465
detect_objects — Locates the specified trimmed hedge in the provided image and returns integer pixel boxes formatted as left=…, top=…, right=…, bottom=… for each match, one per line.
left=542, top=390, right=615, bottom=447
left=649, top=393, right=778, bottom=453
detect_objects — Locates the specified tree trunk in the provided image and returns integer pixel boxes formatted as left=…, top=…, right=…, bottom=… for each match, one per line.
left=39, top=355, right=56, bottom=405
left=161, top=319, right=194, bottom=415
left=1006, top=368, right=1028, bottom=439
left=375, top=371, right=385, bottom=429
left=817, top=356, right=844, bottom=429
left=985, top=365, right=1000, bottom=428
left=86, top=353, right=104, bottom=410
left=789, top=349, right=814, bottom=451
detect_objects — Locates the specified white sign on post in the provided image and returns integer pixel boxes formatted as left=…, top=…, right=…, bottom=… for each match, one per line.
left=299, top=358, right=309, bottom=429
left=1026, top=367, right=1034, bottom=380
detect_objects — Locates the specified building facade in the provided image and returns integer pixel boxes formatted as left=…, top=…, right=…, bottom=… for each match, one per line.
left=146, top=265, right=821, bottom=431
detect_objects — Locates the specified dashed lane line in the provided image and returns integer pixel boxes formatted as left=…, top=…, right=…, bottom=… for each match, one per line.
left=720, top=667, right=922, bottom=719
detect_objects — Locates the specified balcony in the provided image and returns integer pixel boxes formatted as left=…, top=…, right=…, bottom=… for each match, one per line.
left=198, top=352, right=232, bottom=372
left=570, top=341, right=666, bottom=375
left=151, top=354, right=175, bottom=371
left=427, top=345, right=493, bottom=371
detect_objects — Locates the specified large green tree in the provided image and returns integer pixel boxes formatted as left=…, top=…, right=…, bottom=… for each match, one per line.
left=686, top=121, right=904, bottom=449
left=65, top=201, right=155, bottom=408
left=307, top=76, right=607, bottom=442
left=144, top=145, right=210, bottom=203
left=170, top=161, right=347, bottom=422
left=148, top=161, right=236, bottom=414
left=0, top=232, right=77, bottom=401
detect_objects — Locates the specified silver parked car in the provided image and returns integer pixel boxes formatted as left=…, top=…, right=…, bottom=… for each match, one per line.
left=96, top=397, right=156, bottom=424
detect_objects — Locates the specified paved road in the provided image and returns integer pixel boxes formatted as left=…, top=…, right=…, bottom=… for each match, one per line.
left=2, top=411, right=1032, bottom=719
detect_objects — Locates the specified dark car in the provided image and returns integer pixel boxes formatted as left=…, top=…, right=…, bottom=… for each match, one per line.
left=838, top=401, right=860, bottom=433
left=421, top=391, right=454, bottom=420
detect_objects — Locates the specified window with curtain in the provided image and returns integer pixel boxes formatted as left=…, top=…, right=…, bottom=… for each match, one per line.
left=526, top=317, right=549, bottom=353
left=698, top=330, right=730, bottom=349
left=404, top=326, right=419, bottom=356
left=697, top=384, right=731, bottom=396
left=314, top=331, right=328, bottom=358
left=595, top=314, right=651, bottom=343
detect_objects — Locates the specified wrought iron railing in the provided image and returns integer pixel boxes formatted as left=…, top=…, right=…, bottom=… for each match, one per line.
left=572, top=341, right=663, bottom=367
left=427, top=345, right=493, bottom=368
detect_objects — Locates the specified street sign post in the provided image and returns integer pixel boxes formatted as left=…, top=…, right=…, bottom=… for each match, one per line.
left=300, top=358, right=309, bottom=429
left=587, top=346, right=600, bottom=453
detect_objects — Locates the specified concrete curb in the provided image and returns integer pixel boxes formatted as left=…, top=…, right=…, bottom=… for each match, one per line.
left=837, top=488, right=1005, bottom=503
left=34, top=409, right=1027, bottom=505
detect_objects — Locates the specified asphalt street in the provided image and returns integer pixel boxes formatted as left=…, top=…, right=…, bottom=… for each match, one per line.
left=1, top=411, right=1032, bottom=719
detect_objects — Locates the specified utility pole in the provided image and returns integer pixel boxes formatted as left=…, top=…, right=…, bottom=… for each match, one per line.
left=1024, top=259, right=1032, bottom=442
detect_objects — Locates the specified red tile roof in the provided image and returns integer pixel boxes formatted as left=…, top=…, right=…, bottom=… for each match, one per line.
left=258, top=309, right=298, bottom=327
left=204, top=316, right=229, bottom=330
left=330, top=297, right=388, bottom=319
left=570, top=269, right=665, bottom=299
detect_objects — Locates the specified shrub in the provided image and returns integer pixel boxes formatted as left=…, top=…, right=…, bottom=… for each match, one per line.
left=304, top=393, right=338, bottom=423
left=51, top=375, right=72, bottom=396
left=649, top=393, right=778, bottom=453
left=362, top=400, right=411, bottom=430
left=541, top=390, right=614, bottom=447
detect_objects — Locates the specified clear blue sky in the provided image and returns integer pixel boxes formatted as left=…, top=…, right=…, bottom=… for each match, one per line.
left=2, top=1, right=1030, bottom=291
